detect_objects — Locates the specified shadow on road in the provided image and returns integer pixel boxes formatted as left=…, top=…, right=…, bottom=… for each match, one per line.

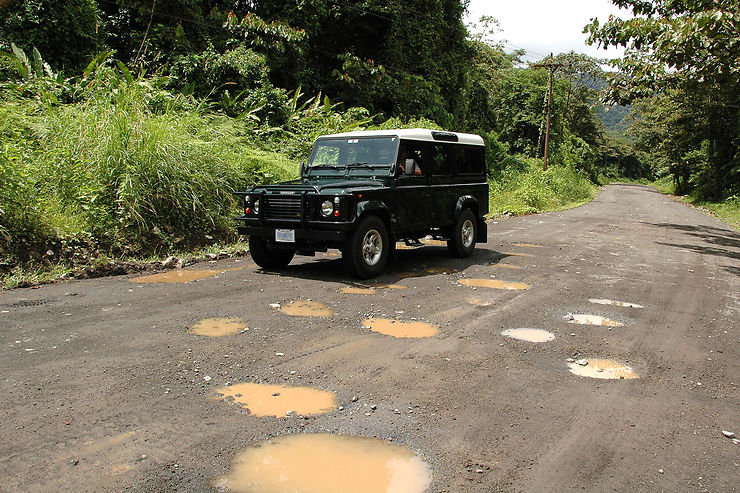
left=254, top=245, right=511, bottom=287
left=645, top=221, right=740, bottom=262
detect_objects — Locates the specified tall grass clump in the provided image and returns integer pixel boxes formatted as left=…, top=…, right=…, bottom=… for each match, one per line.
left=488, top=157, right=597, bottom=216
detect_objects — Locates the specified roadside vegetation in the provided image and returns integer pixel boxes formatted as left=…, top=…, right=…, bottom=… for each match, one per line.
left=1, top=0, right=737, bottom=287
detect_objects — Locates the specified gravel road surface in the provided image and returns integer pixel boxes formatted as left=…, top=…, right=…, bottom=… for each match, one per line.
left=1, top=184, right=738, bottom=492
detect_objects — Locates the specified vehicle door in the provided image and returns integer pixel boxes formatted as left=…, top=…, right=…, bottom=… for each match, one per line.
left=394, top=140, right=431, bottom=232
left=428, top=143, right=455, bottom=227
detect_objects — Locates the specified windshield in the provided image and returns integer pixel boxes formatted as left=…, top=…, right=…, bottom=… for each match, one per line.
left=306, top=137, right=398, bottom=174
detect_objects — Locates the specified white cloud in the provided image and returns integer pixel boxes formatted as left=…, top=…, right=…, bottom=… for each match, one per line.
left=466, top=0, right=631, bottom=62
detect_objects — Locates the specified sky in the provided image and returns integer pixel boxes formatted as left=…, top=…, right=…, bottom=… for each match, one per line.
left=465, top=0, right=632, bottom=63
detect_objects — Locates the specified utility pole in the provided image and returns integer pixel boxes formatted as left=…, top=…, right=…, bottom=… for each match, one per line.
left=533, top=54, right=564, bottom=171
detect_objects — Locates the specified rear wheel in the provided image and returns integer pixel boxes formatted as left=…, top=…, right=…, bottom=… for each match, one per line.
left=447, top=208, right=477, bottom=258
left=343, top=216, right=389, bottom=279
left=249, top=236, right=295, bottom=269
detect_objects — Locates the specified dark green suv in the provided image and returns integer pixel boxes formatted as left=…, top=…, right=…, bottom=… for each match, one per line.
left=236, top=128, right=489, bottom=278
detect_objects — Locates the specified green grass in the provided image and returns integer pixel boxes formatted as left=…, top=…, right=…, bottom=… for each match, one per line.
left=488, top=157, right=598, bottom=216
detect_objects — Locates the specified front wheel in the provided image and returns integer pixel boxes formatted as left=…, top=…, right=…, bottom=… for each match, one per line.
left=249, top=236, right=295, bottom=269
left=447, top=209, right=477, bottom=258
left=343, top=215, right=389, bottom=279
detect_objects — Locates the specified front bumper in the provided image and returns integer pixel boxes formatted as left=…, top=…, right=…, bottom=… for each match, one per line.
left=236, top=217, right=351, bottom=244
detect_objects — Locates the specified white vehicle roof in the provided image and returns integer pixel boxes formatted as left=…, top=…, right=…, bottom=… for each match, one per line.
left=318, top=128, right=485, bottom=146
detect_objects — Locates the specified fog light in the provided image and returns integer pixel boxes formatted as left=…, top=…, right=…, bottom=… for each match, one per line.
left=320, top=200, right=334, bottom=217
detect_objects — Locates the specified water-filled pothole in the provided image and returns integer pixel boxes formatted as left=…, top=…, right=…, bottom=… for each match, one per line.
left=217, top=433, right=432, bottom=493
left=425, top=266, right=456, bottom=274
left=564, top=314, right=623, bottom=327
left=392, top=271, right=422, bottom=279
left=589, top=298, right=644, bottom=309
left=340, top=287, right=377, bottom=295
left=363, top=318, right=439, bottom=338
left=501, top=328, right=555, bottom=342
left=502, top=252, right=534, bottom=258
left=458, top=279, right=531, bottom=290
left=189, top=317, right=246, bottom=337
left=489, top=264, right=521, bottom=269
left=280, top=300, right=335, bottom=317
left=131, top=270, right=218, bottom=283
left=514, top=243, right=542, bottom=248
left=567, top=359, right=639, bottom=379
left=371, top=283, right=407, bottom=290
left=216, top=383, right=337, bottom=417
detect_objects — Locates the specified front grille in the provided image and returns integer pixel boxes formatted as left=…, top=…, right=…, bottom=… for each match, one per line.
left=264, top=194, right=302, bottom=220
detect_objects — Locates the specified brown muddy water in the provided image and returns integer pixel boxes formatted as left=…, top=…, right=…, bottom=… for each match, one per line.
left=489, top=264, right=521, bottom=269
left=279, top=300, right=335, bottom=317
left=215, top=383, right=337, bottom=417
left=588, top=298, right=644, bottom=309
left=217, top=433, right=432, bottom=493
left=501, top=328, right=555, bottom=343
left=425, top=266, right=456, bottom=275
left=567, top=359, right=639, bottom=380
left=565, top=314, right=624, bottom=327
left=502, top=252, right=534, bottom=257
left=340, top=284, right=408, bottom=295
left=189, top=318, right=246, bottom=337
left=363, top=318, right=439, bottom=338
left=514, top=243, right=543, bottom=248
left=458, top=279, right=531, bottom=291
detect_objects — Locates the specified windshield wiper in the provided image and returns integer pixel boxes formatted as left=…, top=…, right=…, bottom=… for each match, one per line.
left=306, top=164, right=342, bottom=176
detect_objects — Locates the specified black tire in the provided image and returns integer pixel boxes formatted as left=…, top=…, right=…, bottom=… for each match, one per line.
left=447, top=208, right=477, bottom=258
left=343, top=215, right=389, bottom=279
left=249, top=236, right=295, bottom=269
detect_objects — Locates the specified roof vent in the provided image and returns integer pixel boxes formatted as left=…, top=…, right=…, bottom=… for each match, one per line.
left=431, top=131, right=458, bottom=142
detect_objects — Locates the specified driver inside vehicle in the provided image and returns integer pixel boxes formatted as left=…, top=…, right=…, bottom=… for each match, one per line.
left=398, top=146, right=422, bottom=176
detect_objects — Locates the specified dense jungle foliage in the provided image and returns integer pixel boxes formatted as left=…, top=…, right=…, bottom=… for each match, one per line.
left=0, top=0, right=737, bottom=285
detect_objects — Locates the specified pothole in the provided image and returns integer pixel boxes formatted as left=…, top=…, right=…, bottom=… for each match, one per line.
left=215, top=383, right=337, bottom=417
left=502, top=252, right=534, bottom=257
left=489, top=264, right=521, bottom=269
left=189, top=318, right=246, bottom=337
left=370, top=283, right=407, bottom=290
left=217, top=433, right=432, bottom=493
left=280, top=300, right=335, bottom=317
left=514, top=243, right=542, bottom=248
left=131, top=270, right=218, bottom=283
left=363, top=318, right=439, bottom=338
left=392, top=271, right=422, bottom=279
left=340, top=287, right=377, bottom=295
left=458, top=279, right=531, bottom=290
left=468, top=298, right=493, bottom=307
left=501, top=328, right=555, bottom=343
left=421, top=238, right=447, bottom=246
left=567, top=359, right=639, bottom=379
left=588, top=298, right=644, bottom=309
left=425, top=266, right=456, bottom=274
left=564, top=314, right=623, bottom=327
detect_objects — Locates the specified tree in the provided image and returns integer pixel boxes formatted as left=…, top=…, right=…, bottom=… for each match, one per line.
left=585, top=0, right=739, bottom=197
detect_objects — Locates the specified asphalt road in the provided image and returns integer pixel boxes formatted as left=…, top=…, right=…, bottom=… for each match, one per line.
left=1, top=184, right=739, bottom=492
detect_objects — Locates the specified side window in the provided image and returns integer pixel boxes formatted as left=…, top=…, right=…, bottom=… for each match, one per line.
left=455, top=146, right=485, bottom=175
left=429, top=144, right=451, bottom=176
left=398, top=140, right=426, bottom=177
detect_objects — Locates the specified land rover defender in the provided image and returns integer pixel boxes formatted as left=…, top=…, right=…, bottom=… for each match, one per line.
left=236, top=128, right=489, bottom=278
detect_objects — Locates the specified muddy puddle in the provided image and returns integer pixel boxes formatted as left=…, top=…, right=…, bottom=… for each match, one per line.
left=565, top=314, right=623, bottom=327
left=589, top=298, right=644, bottom=309
left=218, top=433, right=431, bottom=493
left=280, top=300, right=335, bottom=317
left=567, top=359, right=639, bottom=380
left=363, top=318, right=439, bottom=338
left=502, top=252, right=534, bottom=258
left=489, top=264, right=521, bottom=269
left=468, top=298, right=493, bottom=307
left=514, top=243, right=542, bottom=248
left=340, top=284, right=407, bottom=295
left=392, top=271, right=422, bottom=279
left=501, top=328, right=555, bottom=343
left=189, top=317, right=247, bottom=337
left=216, top=383, right=337, bottom=417
left=425, top=266, right=456, bottom=275
left=458, top=279, right=531, bottom=291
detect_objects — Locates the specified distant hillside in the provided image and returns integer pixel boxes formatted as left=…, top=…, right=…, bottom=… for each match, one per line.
left=596, top=104, right=631, bottom=138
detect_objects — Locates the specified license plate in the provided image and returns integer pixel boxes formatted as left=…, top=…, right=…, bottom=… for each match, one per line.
left=275, top=229, right=295, bottom=243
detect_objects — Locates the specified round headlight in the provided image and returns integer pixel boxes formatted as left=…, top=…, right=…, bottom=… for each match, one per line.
left=320, top=200, right=334, bottom=217
left=245, top=195, right=251, bottom=203
left=253, top=199, right=260, bottom=213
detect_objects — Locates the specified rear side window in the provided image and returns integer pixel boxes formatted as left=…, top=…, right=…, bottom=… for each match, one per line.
left=455, top=146, right=485, bottom=175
